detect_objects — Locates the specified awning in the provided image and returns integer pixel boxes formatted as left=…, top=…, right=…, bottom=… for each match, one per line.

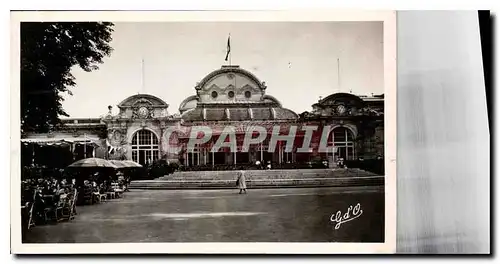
left=21, top=138, right=99, bottom=147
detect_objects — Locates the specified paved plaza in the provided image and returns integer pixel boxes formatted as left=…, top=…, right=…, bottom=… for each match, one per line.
left=23, top=186, right=385, bottom=243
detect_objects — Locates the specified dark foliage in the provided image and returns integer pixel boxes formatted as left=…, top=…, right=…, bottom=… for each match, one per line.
left=178, top=161, right=330, bottom=172
left=145, top=160, right=179, bottom=179
left=345, top=159, right=384, bottom=175
left=21, top=22, right=114, bottom=133
left=178, top=159, right=384, bottom=174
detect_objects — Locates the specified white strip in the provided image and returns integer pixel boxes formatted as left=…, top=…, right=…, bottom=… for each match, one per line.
left=270, top=193, right=317, bottom=197
left=182, top=196, right=235, bottom=200
left=270, top=190, right=383, bottom=197
left=149, top=212, right=264, bottom=219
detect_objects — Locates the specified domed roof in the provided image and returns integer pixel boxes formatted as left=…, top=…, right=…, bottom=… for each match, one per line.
left=195, top=65, right=267, bottom=91
left=262, top=95, right=282, bottom=107
left=117, top=94, right=169, bottom=109
left=313, top=92, right=365, bottom=108
left=178, top=95, right=198, bottom=113
left=180, top=65, right=297, bottom=122
left=193, top=65, right=268, bottom=104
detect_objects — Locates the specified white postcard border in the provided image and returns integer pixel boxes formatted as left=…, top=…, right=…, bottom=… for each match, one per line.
left=10, top=10, right=397, bottom=254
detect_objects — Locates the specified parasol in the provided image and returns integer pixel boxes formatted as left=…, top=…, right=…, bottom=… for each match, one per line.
left=108, top=160, right=129, bottom=168
left=67, top=158, right=118, bottom=169
left=121, top=160, right=143, bottom=168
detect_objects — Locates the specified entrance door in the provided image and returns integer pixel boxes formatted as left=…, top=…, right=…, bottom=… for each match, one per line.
left=131, top=129, right=160, bottom=166
left=332, top=127, right=355, bottom=160
left=337, top=146, right=347, bottom=160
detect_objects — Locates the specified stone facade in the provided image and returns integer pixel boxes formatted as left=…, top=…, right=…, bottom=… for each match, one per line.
left=22, top=65, right=384, bottom=167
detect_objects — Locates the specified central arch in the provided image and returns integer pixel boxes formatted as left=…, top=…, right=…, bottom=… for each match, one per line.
left=330, top=127, right=355, bottom=160
left=131, top=129, right=160, bottom=165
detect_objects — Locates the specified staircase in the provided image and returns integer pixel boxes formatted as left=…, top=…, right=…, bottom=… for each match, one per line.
left=129, top=168, right=384, bottom=190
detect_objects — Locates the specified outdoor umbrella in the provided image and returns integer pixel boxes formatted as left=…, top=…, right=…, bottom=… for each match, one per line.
left=108, top=160, right=128, bottom=169
left=66, top=158, right=118, bottom=185
left=67, top=158, right=118, bottom=169
left=122, top=160, right=143, bottom=168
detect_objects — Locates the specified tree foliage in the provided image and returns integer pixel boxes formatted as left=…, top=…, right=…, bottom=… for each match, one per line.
left=21, top=22, right=114, bottom=133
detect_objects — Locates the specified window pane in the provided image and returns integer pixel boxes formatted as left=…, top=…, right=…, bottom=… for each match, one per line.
left=138, top=130, right=150, bottom=145
left=334, top=128, right=346, bottom=142
left=132, top=150, right=138, bottom=163
left=132, top=130, right=160, bottom=146
left=337, top=147, right=346, bottom=159
left=139, top=150, right=145, bottom=164
left=131, top=130, right=160, bottom=165
left=346, top=130, right=354, bottom=141
left=347, top=147, right=354, bottom=159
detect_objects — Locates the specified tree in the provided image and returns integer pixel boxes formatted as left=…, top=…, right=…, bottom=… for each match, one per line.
left=21, top=22, right=114, bottom=133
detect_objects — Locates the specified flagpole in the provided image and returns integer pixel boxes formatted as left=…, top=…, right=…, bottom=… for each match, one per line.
left=229, top=33, right=232, bottom=66
left=141, top=58, right=145, bottom=94
left=337, top=58, right=340, bottom=91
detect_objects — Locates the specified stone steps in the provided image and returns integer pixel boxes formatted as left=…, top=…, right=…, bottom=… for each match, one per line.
left=129, top=177, right=384, bottom=189
left=129, top=169, right=384, bottom=189
left=158, top=168, right=377, bottom=181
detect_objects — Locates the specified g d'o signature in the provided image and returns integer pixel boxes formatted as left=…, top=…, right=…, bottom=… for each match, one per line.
left=330, top=203, right=363, bottom=230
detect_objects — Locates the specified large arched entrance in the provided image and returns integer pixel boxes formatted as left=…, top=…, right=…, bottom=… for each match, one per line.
left=131, top=129, right=160, bottom=165
left=332, top=127, right=355, bottom=160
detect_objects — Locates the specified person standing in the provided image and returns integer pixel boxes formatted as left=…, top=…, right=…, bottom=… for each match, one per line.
left=237, top=170, right=247, bottom=194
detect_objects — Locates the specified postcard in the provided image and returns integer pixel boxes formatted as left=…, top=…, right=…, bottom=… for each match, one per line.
left=10, top=10, right=396, bottom=254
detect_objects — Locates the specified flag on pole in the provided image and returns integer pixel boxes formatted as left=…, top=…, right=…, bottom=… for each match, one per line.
left=225, top=34, right=231, bottom=61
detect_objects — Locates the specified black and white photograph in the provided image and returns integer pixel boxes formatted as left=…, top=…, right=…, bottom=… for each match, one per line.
left=10, top=10, right=397, bottom=254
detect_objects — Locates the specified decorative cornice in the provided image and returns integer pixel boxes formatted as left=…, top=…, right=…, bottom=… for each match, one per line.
left=132, top=98, right=154, bottom=106
left=117, top=94, right=169, bottom=109
left=240, top=84, right=261, bottom=94
left=195, top=66, right=267, bottom=91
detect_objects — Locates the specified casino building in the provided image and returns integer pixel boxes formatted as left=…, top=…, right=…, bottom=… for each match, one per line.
left=21, top=65, right=384, bottom=169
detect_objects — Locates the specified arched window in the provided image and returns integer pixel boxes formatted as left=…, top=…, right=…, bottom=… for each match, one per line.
left=131, top=129, right=160, bottom=165
left=333, top=127, right=355, bottom=160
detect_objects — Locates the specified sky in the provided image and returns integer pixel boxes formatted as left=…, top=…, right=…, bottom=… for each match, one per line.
left=62, top=22, right=383, bottom=118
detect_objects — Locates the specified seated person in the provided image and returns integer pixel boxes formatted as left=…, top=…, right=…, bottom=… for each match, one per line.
left=98, top=183, right=106, bottom=194
left=58, top=193, right=68, bottom=206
